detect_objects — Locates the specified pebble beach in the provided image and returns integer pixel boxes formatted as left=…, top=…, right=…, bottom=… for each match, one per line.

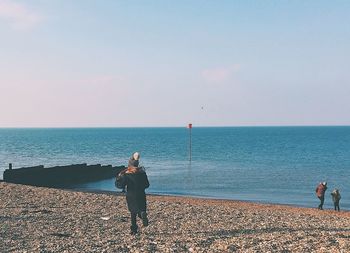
left=1, top=182, right=350, bottom=252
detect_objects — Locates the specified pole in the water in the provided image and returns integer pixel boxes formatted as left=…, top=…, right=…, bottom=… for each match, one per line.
left=188, top=123, right=192, bottom=162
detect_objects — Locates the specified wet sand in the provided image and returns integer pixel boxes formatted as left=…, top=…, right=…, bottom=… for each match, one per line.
left=1, top=182, right=350, bottom=252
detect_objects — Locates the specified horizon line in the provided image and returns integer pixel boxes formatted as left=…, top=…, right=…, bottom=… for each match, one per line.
left=1, top=124, right=350, bottom=129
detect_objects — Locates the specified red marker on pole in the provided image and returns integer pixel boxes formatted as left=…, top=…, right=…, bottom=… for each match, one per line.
left=188, top=123, right=192, bottom=161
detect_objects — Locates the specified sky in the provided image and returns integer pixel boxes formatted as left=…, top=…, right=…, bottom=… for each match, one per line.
left=0, top=0, right=349, bottom=127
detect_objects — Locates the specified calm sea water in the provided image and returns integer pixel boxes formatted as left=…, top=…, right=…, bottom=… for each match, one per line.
left=1, top=127, right=350, bottom=209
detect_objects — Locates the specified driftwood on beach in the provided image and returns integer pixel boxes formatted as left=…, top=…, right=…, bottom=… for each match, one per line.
left=3, top=163, right=125, bottom=187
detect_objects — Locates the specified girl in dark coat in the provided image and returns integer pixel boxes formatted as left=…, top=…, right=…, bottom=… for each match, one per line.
left=331, top=189, right=341, bottom=211
left=116, top=152, right=150, bottom=235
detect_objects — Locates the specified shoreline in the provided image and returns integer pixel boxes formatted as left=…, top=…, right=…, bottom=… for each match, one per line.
left=2, top=182, right=350, bottom=252
left=70, top=187, right=348, bottom=213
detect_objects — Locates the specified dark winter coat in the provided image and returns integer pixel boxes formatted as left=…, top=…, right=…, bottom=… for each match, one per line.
left=331, top=189, right=341, bottom=203
left=116, top=167, right=149, bottom=213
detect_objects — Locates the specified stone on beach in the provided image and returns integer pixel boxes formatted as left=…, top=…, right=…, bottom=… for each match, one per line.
left=1, top=182, right=350, bottom=252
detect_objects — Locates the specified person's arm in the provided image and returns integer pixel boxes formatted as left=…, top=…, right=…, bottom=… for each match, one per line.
left=115, top=174, right=127, bottom=189
left=119, top=168, right=127, bottom=176
left=144, top=173, right=150, bottom=189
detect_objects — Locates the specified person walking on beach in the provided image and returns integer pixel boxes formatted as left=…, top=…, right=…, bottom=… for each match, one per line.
left=331, top=188, right=341, bottom=211
left=116, top=152, right=149, bottom=235
left=315, top=182, right=327, bottom=210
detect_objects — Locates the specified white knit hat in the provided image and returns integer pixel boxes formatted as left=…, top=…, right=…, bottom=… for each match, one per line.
left=133, top=152, right=140, bottom=161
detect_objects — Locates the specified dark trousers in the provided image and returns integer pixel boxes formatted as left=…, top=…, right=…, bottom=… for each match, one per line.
left=334, top=201, right=340, bottom=211
left=130, top=212, right=138, bottom=232
left=130, top=211, right=148, bottom=233
left=318, top=196, right=324, bottom=209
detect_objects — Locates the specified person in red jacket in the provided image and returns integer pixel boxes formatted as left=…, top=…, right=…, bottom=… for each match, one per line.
left=315, top=182, right=327, bottom=210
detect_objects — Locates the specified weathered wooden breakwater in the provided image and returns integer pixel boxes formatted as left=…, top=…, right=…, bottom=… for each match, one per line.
left=3, top=163, right=125, bottom=188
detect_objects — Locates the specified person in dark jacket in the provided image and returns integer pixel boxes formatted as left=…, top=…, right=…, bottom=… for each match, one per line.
left=116, top=152, right=149, bottom=235
left=331, top=188, right=341, bottom=211
left=315, top=182, right=327, bottom=210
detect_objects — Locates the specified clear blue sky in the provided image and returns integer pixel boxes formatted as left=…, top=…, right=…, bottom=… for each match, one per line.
left=1, top=0, right=349, bottom=127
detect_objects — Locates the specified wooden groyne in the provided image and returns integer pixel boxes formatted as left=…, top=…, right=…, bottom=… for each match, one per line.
left=3, top=163, right=125, bottom=188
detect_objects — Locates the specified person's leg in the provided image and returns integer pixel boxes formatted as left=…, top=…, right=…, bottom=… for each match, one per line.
left=336, top=201, right=340, bottom=211
left=141, top=211, right=148, bottom=226
left=318, top=197, right=321, bottom=209
left=321, top=196, right=324, bottom=209
left=319, top=196, right=324, bottom=210
left=130, top=212, right=138, bottom=234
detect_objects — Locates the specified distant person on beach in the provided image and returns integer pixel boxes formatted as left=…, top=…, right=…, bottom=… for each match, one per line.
left=116, top=152, right=149, bottom=235
left=331, top=188, right=341, bottom=211
left=315, top=182, right=327, bottom=210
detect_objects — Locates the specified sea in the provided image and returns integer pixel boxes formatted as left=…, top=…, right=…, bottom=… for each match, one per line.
left=1, top=127, right=350, bottom=210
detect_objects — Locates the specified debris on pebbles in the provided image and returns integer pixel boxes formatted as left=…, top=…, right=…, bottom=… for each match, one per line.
left=1, top=182, right=350, bottom=252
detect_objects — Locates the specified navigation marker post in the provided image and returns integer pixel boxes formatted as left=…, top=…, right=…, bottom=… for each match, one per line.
left=188, top=123, right=192, bottom=162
